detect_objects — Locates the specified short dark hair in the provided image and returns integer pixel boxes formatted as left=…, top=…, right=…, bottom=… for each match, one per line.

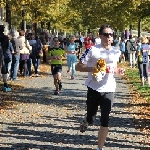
left=53, top=37, right=59, bottom=41
left=99, top=24, right=113, bottom=35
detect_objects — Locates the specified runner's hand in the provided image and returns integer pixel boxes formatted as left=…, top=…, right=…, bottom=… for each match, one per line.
left=53, top=56, right=61, bottom=60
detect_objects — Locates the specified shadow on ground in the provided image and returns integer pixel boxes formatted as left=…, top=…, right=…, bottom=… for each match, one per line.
left=0, top=76, right=149, bottom=149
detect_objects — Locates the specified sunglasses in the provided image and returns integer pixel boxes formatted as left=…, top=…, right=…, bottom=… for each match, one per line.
left=102, top=33, right=113, bottom=37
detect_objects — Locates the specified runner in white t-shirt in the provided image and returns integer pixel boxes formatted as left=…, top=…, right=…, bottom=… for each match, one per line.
left=75, top=24, right=125, bottom=150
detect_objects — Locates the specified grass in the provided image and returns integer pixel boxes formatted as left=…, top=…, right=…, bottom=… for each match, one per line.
left=122, top=65, right=150, bottom=136
left=123, top=67, right=150, bottom=102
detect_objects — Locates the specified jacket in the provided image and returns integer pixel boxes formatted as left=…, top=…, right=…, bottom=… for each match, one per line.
left=11, top=37, right=22, bottom=55
left=18, top=36, right=32, bottom=54
left=126, top=39, right=136, bottom=53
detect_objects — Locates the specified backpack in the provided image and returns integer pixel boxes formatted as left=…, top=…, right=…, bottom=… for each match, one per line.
left=129, top=40, right=136, bottom=51
left=139, top=51, right=149, bottom=63
left=143, top=51, right=149, bottom=63
left=11, top=38, right=23, bottom=54
left=139, top=44, right=149, bottom=63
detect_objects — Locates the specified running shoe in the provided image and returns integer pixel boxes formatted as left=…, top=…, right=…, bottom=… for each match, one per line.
left=81, top=111, right=97, bottom=132
left=67, top=70, right=71, bottom=74
left=71, top=76, right=74, bottom=79
left=35, top=74, right=40, bottom=77
left=80, top=119, right=88, bottom=133
left=83, top=113, right=96, bottom=124
left=54, top=90, right=59, bottom=95
left=3, top=87, right=12, bottom=92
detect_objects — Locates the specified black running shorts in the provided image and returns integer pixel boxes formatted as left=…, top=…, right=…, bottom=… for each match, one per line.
left=51, top=64, right=62, bottom=75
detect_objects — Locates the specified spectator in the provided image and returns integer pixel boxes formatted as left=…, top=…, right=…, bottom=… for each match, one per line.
left=137, top=36, right=150, bottom=86
left=0, top=25, right=11, bottom=91
left=120, top=38, right=126, bottom=62
left=28, top=34, right=42, bottom=77
left=7, top=35, right=14, bottom=79
left=18, top=30, right=32, bottom=77
left=10, top=31, right=22, bottom=80
left=126, top=35, right=136, bottom=68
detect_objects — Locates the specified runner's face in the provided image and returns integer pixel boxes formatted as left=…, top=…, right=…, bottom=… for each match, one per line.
left=32, top=36, right=35, bottom=40
left=53, top=38, right=59, bottom=47
left=100, top=28, right=113, bottom=45
left=70, top=37, right=75, bottom=42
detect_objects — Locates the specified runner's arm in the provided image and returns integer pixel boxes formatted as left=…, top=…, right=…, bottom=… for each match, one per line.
left=75, top=61, right=93, bottom=72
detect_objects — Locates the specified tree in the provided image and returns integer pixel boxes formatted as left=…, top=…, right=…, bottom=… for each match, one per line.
left=3, top=0, right=150, bottom=33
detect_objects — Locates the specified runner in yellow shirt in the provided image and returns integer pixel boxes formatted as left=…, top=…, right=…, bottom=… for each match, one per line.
left=48, top=37, right=66, bottom=95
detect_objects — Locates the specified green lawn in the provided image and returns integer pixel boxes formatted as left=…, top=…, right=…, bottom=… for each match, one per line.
left=125, top=68, right=150, bottom=101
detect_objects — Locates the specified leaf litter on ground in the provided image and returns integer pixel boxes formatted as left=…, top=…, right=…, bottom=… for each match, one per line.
left=118, top=62, right=150, bottom=140
left=0, top=62, right=149, bottom=145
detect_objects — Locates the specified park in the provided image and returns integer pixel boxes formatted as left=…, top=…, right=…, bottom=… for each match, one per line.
left=0, top=0, right=149, bottom=150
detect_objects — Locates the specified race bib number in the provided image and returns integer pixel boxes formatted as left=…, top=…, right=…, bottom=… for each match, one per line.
left=106, top=66, right=114, bottom=74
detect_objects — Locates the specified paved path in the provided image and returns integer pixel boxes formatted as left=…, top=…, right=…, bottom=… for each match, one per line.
left=0, top=65, right=149, bottom=150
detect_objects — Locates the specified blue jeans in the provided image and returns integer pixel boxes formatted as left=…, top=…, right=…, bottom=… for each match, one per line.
left=19, top=60, right=29, bottom=76
left=7, top=61, right=12, bottom=73
left=11, top=54, right=20, bottom=79
left=32, top=58, right=40, bottom=74
left=27, top=58, right=32, bottom=76
left=67, top=54, right=77, bottom=76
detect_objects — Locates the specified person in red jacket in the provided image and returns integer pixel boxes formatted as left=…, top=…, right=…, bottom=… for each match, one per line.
left=84, top=37, right=94, bottom=50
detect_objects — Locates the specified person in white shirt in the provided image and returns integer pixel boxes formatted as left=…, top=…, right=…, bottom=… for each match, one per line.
left=126, top=35, right=136, bottom=68
left=95, top=35, right=101, bottom=45
left=18, top=30, right=32, bottom=77
left=75, top=24, right=125, bottom=150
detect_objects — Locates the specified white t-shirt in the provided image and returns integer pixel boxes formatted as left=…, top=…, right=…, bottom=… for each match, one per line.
left=95, top=37, right=101, bottom=45
left=80, top=44, right=121, bottom=92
